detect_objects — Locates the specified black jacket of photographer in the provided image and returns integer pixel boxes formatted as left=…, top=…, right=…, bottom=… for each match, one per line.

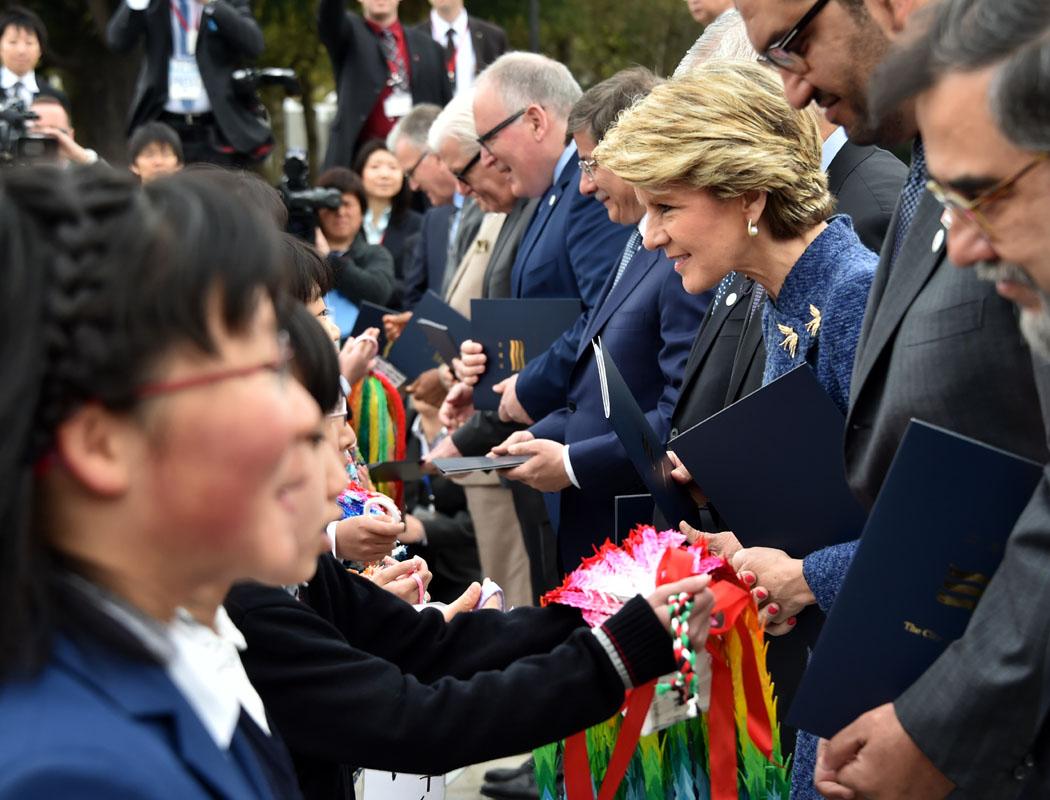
left=106, top=0, right=271, bottom=156
left=319, top=0, right=452, bottom=169
left=330, top=231, right=397, bottom=308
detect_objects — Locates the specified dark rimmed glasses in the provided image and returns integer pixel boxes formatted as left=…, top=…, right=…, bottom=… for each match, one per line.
left=758, top=0, right=832, bottom=74
left=135, top=330, right=294, bottom=400
left=926, top=153, right=1049, bottom=238
left=452, top=150, right=482, bottom=187
left=405, top=150, right=431, bottom=182
left=477, top=108, right=526, bottom=155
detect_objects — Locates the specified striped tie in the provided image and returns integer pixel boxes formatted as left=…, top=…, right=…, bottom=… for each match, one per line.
left=611, top=230, right=642, bottom=291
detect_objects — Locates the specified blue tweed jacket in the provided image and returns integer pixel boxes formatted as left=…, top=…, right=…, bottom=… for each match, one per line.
left=759, top=215, right=876, bottom=611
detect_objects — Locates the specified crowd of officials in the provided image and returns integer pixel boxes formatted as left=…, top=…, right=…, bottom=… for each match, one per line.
left=2, top=0, right=1050, bottom=798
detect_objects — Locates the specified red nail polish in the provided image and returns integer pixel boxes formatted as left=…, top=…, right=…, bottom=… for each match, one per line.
left=754, top=588, right=768, bottom=601
left=767, top=604, right=780, bottom=616
left=742, top=573, right=756, bottom=586
left=787, top=617, right=797, bottom=626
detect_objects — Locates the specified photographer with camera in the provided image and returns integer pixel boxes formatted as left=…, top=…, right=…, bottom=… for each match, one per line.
left=106, top=0, right=273, bottom=167
left=314, top=166, right=396, bottom=335
left=18, top=95, right=97, bottom=167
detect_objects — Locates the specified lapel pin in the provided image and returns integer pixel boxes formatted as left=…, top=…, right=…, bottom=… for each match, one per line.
left=931, top=228, right=945, bottom=252
left=777, top=324, right=798, bottom=359
left=805, top=304, right=822, bottom=336
left=548, top=194, right=557, bottom=207
left=725, top=292, right=738, bottom=307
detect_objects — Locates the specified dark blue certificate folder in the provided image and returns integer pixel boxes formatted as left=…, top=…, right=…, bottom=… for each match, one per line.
left=470, top=298, right=582, bottom=411
left=787, top=420, right=1042, bottom=738
left=350, top=301, right=396, bottom=354
left=667, top=365, right=866, bottom=554
left=386, top=291, right=470, bottom=381
left=594, top=339, right=702, bottom=530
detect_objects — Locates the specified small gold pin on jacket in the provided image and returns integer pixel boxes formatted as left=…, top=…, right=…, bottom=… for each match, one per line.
left=805, top=304, right=822, bottom=336
left=777, top=323, right=798, bottom=358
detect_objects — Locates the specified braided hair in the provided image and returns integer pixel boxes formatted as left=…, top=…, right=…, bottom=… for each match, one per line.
left=0, top=165, right=286, bottom=675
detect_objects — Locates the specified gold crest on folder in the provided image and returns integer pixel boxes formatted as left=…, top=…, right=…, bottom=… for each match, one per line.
left=509, top=339, right=526, bottom=371
left=935, top=564, right=990, bottom=611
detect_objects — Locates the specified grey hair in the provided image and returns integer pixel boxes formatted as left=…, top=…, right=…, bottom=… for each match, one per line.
left=386, top=103, right=442, bottom=152
left=427, top=90, right=479, bottom=155
left=869, top=0, right=1050, bottom=152
left=567, top=66, right=662, bottom=143
left=673, top=9, right=758, bottom=78
left=474, top=52, right=582, bottom=120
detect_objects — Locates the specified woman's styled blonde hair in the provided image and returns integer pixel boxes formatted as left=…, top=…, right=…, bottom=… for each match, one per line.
left=594, top=60, right=835, bottom=240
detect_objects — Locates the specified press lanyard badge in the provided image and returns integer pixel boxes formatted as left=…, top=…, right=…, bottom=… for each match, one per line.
left=169, top=56, right=204, bottom=101
left=383, top=89, right=412, bottom=120
left=170, top=0, right=201, bottom=55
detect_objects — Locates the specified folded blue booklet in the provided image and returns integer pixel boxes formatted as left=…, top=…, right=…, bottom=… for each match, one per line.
left=470, top=298, right=582, bottom=411
left=668, top=364, right=867, bottom=554
left=787, top=419, right=1042, bottom=738
left=594, top=339, right=702, bottom=530
left=386, top=291, right=470, bottom=381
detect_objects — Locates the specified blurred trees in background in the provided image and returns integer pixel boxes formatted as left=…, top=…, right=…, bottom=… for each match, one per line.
left=25, top=0, right=699, bottom=167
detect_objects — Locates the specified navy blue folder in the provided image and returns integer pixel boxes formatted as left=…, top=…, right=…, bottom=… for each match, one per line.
left=470, top=298, right=582, bottom=411
left=667, top=365, right=867, bottom=554
left=386, top=291, right=470, bottom=381
left=787, top=420, right=1042, bottom=738
left=418, top=319, right=459, bottom=366
left=594, top=339, right=702, bottom=530
left=350, top=300, right=396, bottom=354
left=614, top=494, right=655, bottom=545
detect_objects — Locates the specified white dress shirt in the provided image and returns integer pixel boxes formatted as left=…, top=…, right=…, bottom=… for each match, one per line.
left=820, top=125, right=849, bottom=173
left=166, top=606, right=270, bottom=749
left=428, top=8, right=475, bottom=95
left=1, top=66, right=37, bottom=107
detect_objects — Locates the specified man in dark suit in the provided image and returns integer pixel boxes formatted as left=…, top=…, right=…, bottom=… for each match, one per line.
left=414, top=0, right=508, bottom=96
left=815, top=2, right=1050, bottom=798
left=734, top=0, right=1049, bottom=797
left=491, top=68, right=710, bottom=571
left=0, top=6, right=68, bottom=111
left=320, top=0, right=451, bottom=169
left=106, top=0, right=271, bottom=167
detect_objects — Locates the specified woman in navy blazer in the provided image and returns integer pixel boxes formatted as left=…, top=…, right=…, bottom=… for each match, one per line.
left=0, top=167, right=319, bottom=798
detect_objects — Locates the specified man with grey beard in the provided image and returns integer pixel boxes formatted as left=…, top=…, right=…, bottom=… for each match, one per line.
left=815, top=0, right=1050, bottom=798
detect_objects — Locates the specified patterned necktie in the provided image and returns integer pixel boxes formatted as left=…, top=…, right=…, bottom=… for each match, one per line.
left=380, top=29, right=408, bottom=91
left=444, top=29, right=457, bottom=89
left=890, top=139, right=928, bottom=266
left=610, top=230, right=642, bottom=291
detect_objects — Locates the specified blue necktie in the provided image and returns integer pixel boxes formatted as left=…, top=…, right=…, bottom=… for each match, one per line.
left=610, top=230, right=642, bottom=291
left=890, top=140, right=928, bottom=266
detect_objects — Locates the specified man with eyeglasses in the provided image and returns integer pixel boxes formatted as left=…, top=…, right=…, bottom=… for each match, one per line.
left=388, top=103, right=482, bottom=311
left=733, top=0, right=1048, bottom=798
left=807, top=1, right=1050, bottom=799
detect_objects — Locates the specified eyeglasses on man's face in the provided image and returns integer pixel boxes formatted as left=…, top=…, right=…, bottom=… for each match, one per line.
left=578, top=157, right=597, bottom=181
left=757, top=0, right=832, bottom=75
left=452, top=150, right=482, bottom=186
left=477, top=108, right=526, bottom=155
left=926, top=153, right=1048, bottom=239
left=404, top=150, right=431, bottom=182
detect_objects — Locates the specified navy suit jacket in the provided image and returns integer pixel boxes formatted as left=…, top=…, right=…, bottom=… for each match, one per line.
left=403, top=204, right=455, bottom=309
left=0, top=634, right=277, bottom=799
left=525, top=245, right=709, bottom=568
left=511, top=151, right=633, bottom=414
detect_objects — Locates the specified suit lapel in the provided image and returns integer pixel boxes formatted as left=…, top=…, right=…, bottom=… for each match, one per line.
left=511, top=169, right=568, bottom=296
left=826, top=142, right=868, bottom=197
left=55, top=636, right=265, bottom=800
left=577, top=246, right=656, bottom=358
left=850, top=192, right=947, bottom=405
left=674, top=273, right=750, bottom=415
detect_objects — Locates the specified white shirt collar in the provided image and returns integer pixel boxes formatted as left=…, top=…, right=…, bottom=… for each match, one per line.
left=430, top=8, right=468, bottom=37
left=820, top=126, right=849, bottom=173
left=166, top=607, right=270, bottom=749
left=1, top=66, right=37, bottom=93
left=637, top=213, right=648, bottom=238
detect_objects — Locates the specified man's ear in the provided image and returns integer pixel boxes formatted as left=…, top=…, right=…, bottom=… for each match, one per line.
left=524, top=103, right=550, bottom=143
left=53, top=404, right=137, bottom=497
left=865, top=0, right=916, bottom=36
left=129, top=161, right=142, bottom=177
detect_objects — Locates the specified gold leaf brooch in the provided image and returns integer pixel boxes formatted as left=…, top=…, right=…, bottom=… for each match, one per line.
left=777, top=323, right=798, bottom=359
left=805, top=304, right=822, bottom=336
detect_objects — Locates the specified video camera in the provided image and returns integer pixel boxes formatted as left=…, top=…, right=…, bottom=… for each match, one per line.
left=0, top=98, right=58, bottom=165
left=278, top=149, right=343, bottom=241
